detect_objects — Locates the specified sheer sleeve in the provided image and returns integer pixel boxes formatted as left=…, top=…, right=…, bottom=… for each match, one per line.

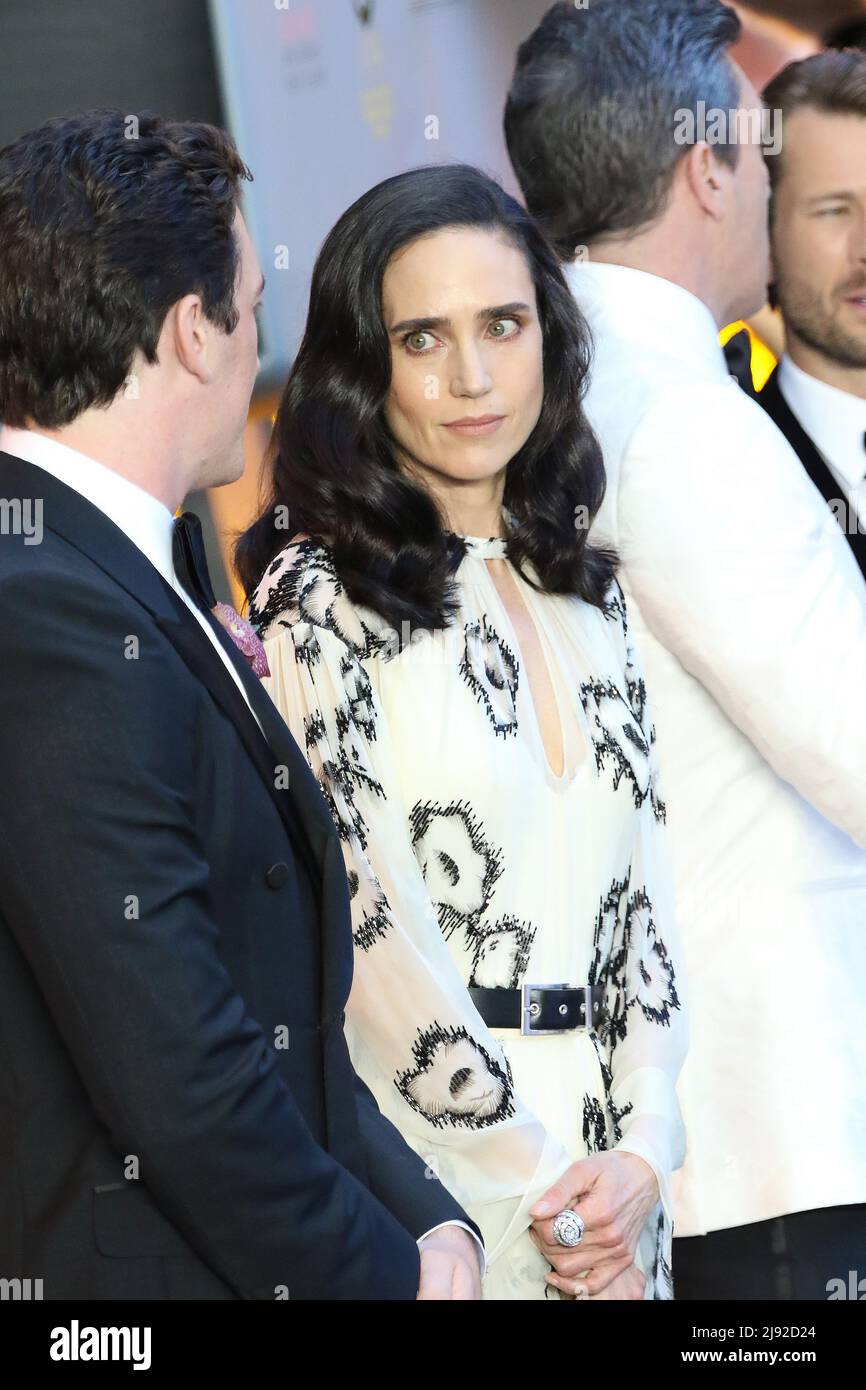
left=250, top=539, right=575, bottom=1267
left=593, top=580, right=689, bottom=1288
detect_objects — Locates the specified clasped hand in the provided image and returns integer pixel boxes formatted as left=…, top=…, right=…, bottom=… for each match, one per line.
left=528, top=1151, right=659, bottom=1299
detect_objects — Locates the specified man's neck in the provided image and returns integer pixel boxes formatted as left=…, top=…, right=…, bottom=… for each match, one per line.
left=584, top=235, right=728, bottom=329
left=24, top=420, right=187, bottom=512
left=784, top=334, right=866, bottom=402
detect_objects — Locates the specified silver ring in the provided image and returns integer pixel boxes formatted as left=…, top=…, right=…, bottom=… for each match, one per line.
left=552, top=1208, right=585, bottom=1247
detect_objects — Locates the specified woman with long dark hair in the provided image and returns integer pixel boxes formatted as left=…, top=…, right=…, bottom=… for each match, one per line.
left=236, top=164, right=686, bottom=1300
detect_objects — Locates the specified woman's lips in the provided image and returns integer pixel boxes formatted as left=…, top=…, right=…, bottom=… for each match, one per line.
left=442, top=415, right=505, bottom=437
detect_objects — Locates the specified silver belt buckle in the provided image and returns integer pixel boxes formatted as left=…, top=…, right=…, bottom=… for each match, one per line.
left=521, top=981, right=583, bottom=1036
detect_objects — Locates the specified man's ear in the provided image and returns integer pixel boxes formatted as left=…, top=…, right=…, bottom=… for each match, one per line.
left=171, top=293, right=214, bottom=385
left=681, top=141, right=729, bottom=222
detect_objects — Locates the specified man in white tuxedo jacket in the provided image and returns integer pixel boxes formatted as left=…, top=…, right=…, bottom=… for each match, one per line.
left=506, top=0, right=866, bottom=1298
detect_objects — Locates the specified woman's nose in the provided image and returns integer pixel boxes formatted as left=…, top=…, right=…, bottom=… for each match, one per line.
left=450, top=341, right=492, bottom=396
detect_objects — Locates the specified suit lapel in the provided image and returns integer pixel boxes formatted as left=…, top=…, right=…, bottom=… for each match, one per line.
left=152, top=596, right=325, bottom=888
left=192, top=610, right=353, bottom=1019
left=194, top=602, right=338, bottom=858
left=759, top=370, right=866, bottom=578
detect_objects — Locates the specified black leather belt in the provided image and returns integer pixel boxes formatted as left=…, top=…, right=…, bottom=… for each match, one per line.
left=469, top=982, right=606, bottom=1036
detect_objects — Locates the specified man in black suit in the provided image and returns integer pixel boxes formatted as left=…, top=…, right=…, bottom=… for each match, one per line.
left=758, top=51, right=866, bottom=579
left=0, top=110, right=482, bottom=1300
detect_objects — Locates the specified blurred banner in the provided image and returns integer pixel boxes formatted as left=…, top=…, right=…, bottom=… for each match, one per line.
left=208, top=0, right=552, bottom=394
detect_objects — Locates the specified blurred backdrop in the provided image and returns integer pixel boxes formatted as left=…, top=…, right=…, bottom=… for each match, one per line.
left=1, top=0, right=864, bottom=602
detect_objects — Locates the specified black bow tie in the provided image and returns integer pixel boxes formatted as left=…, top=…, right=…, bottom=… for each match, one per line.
left=172, top=510, right=217, bottom=611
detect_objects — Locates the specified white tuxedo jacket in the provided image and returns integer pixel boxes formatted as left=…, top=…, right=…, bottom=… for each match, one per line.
left=567, top=260, right=866, bottom=1237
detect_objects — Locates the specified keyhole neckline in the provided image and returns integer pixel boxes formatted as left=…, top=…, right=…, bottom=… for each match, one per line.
left=477, top=558, right=594, bottom=793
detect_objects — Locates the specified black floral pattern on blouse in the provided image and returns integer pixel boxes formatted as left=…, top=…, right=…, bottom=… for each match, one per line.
left=600, top=578, right=667, bottom=824
left=651, top=1210, right=675, bottom=1299
left=579, top=677, right=653, bottom=810
left=460, top=615, right=519, bottom=738
left=587, top=1035, right=635, bottom=1142
left=396, top=1022, right=515, bottom=1129
left=409, top=798, right=504, bottom=938
left=588, top=873, right=680, bottom=1054
left=468, top=914, right=536, bottom=990
left=345, top=865, right=392, bottom=952
left=251, top=546, right=386, bottom=855
left=249, top=538, right=382, bottom=663
left=409, top=799, right=537, bottom=988
left=582, top=1095, right=608, bottom=1154
left=303, top=707, right=383, bottom=850
left=602, top=580, right=629, bottom=638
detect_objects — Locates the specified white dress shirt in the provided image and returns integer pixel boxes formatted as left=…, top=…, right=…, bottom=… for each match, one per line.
left=565, top=261, right=866, bottom=1237
left=0, top=425, right=482, bottom=1275
left=778, top=354, right=866, bottom=531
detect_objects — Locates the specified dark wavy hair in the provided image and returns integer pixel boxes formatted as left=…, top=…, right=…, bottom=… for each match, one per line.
left=0, top=108, right=251, bottom=428
left=236, top=162, right=615, bottom=634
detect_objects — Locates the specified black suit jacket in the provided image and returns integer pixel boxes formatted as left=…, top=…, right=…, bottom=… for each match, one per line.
left=757, top=366, right=866, bottom=580
left=0, top=450, right=477, bottom=1300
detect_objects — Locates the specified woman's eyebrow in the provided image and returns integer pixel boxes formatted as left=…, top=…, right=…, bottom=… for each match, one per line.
left=388, top=301, right=532, bottom=334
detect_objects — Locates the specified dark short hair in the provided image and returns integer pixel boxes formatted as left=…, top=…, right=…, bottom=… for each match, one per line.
left=828, top=19, right=866, bottom=50
left=504, top=0, right=742, bottom=257
left=236, top=162, right=616, bottom=634
left=0, top=109, right=252, bottom=428
left=763, top=49, right=866, bottom=194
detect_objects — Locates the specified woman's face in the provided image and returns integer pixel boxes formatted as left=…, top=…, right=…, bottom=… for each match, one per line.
left=381, top=226, right=545, bottom=495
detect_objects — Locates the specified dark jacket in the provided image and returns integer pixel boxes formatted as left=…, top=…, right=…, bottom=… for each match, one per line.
left=0, top=450, right=476, bottom=1300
